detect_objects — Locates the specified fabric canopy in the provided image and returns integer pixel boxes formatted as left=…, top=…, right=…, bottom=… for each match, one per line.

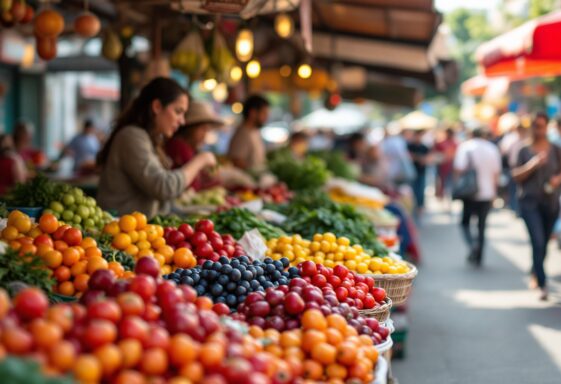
left=398, top=111, right=437, bottom=131
left=476, top=11, right=561, bottom=78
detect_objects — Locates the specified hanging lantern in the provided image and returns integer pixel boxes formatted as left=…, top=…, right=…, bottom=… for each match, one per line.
left=235, top=28, right=253, bottom=62
left=297, top=63, right=312, bottom=79
left=229, top=65, right=243, bottom=83
left=275, top=13, right=294, bottom=39
left=246, top=59, right=261, bottom=78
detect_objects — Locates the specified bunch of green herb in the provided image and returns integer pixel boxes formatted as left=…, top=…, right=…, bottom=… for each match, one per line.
left=0, top=357, right=74, bottom=384
left=94, top=233, right=136, bottom=271
left=0, top=248, right=55, bottom=295
left=150, top=214, right=191, bottom=228
left=2, top=174, right=66, bottom=208
left=209, top=208, right=285, bottom=240
left=308, top=150, right=359, bottom=180
left=267, top=149, right=330, bottom=191
left=0, top=201, right=8, bottom=218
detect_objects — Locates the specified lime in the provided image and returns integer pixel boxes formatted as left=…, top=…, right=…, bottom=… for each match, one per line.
left=75, top=195, right=84, bottom=205
left=43, top=209, right=54, bottom=216
left=50, top=201, right=64, bottom=213
left=73, top=188, right=84, bottom=198
left=77, top=205, right=90, bottom=219
left=54, top=212, right=60, bottom=220
left=86, top=197, right=96, bottom=207
left=73, top=215, right=82, bottom=224
left=62, top=194, right=75, bottom=206
left=84, top=218, right=95, bottom=229
left=62, top=210, right=74, bottom=221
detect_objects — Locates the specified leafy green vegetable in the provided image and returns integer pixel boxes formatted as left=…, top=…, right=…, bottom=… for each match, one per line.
left=0, top=248, right=55, bottom=295
left=267, top=149, right=330, bottom=191
left=150, top=214, right=190, bottom=228
left=95, top=233, right=136, bottom=271
left=1, top=174, right=66, bottom=208
left=0, top=357, right=74, bottom=384
left=271, top=191, right=389, bottom=256
left=0, top=201, right=8, bottom=218
left=209, top=208, right=285, bottom=240
left=308, top=150, right=359, bottom=180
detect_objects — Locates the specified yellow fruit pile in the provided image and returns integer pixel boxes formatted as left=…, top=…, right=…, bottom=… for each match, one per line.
left=266, top=233, right=410, bottom=275
left=329, top=188, right=385, bottom=210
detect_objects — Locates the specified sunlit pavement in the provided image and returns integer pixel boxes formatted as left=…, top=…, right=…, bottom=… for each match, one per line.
left=392, top=200, right=561, bottom=384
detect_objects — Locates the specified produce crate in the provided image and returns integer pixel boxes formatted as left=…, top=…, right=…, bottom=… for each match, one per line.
left=359, top=298, right=392, bottom=322
left=7, top=207, right=43, bottom=219
left=367, top=262, right=417, bottom=306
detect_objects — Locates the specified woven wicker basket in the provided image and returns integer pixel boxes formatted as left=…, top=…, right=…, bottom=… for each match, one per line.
left=359, top=298, right=392, bottom=322
left=367, top=262, right=418, bottom=306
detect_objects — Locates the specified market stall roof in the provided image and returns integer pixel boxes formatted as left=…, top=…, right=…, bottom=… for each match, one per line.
left=475, top=10, right=561, bottom=79
left=461, top=74, right=510, bottom=99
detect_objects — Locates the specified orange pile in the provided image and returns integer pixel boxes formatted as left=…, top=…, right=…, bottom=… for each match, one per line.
left=1, top=210, right=132, bottom=295
left=250, top=309, right=378, bottom=383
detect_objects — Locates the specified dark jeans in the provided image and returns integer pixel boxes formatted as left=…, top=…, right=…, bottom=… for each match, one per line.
left=411, top=174, right=426, bottom=208
left=519, top=199, right=559, bottom=288
left=460, top=200, right=492, bottom=262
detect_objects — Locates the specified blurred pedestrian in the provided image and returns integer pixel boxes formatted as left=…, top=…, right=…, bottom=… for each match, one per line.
left=60, top=119, right=100, bottom=173
left=434, top=128, right=457, bottom=201
left=361, top=144, right=391, bottom=191
left=407, top=130, right=431, bottom=217
left=0, top=134, right=27, bottom=195
left=12, top=122, right=46, bottom=171
left=454, top=127, right=501, bottom=267
left=512, top=112, right=561, bottom=301
left=382, top=124, right=416, bottom=186
left=288, top=131, right=309, bottom=160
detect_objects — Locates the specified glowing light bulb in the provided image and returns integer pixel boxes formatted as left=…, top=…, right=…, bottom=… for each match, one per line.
left=246, top=60, right=261, bottom=78
left=232, top=102, right=243, bottom=114
left=235, top=29, right=254, bottom=62
left=275, top=13, right=294, bottom=39
left=230, top=65, right=243, bottom=83
left=297, top=64, right=312, bottom=79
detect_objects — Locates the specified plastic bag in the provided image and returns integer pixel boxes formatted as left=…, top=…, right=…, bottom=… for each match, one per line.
left=238, top=229, right=268, bottom=261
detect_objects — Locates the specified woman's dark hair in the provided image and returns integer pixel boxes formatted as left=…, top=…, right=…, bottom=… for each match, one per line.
left=534, top=111, right=549, bottom=124
left=97, top=77, right=187, bottom=166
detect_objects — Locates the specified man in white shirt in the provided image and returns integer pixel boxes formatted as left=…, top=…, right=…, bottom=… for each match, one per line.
left=454, top=128, right=502, bottom=266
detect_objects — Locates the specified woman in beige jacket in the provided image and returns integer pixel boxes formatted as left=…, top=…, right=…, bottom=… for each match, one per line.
left=97, top=77, right=216, bottom=218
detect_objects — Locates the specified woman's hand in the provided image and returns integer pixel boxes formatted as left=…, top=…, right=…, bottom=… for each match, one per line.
left=194, top=152, right=217, bottom=169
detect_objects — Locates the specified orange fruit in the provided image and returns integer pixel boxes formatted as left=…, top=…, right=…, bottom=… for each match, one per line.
left=128, top=230, right=139, bottom=243
left=62, top=247, right=80, bottom=266
left=137, top=249, right=154, bottom=258
left=17, top=236, right=34, bottom=246
left=48, top=340, right=76, bottom=371
left=154, top=253, right=165, bottom=267
left=94, top=344, right=123, bottom=377
left=108, top=261, right=125, bottom=277
left=363, top=345, right=378, bottom=361
left=136, top=240, right=151, bottom=251
left=302, top=309, right=327, bottom=331
left=80, top=237, right=97, bottom=249
left=140, top=347, right=168, bottom=376
left=264, top=329, right=281, bottom=344
left=71, top=260, right=88, bottom=276
left=265, top=344, right=283, bottom=358
left=19, top=244, right=37, bottom=256
left=43, top=250, right=63, bottom=268
left=325, top=328, right=344, bottom=346
left=358, top=334, right=374, bottom=347
left=312, top=342, right=337, bottom=365
left=36, top=244, right=53, bottom=257
left=284, top=346, right=305, bottom=361
left=151, top=237, right=165, bottom=249
left=103, top=221, right=120, bottom=235
left=119, top=215, right=137, bottom=232
left=173, top=248, right=196, bottom=268
left=122, top=271, right=135, bottom=279
left=58, top=281, right=75, bottom=296
left=169, top=334, right=200, bottom=367
left=74, top=355, right=101, bottom=383
left=326, top=364, right=347, bottom=380
left=344, top=325, right=358, bottom=337
left=137, top=230, right=147, bottom=242
left=30, top=319, right=63, bottom=349
left=7, top=210, right=26, bottom=224
left=73, top=274, right=90, bottom=292
left=118, top=338, right=143, bottom=369
left=336, top=342, right=357, bottom=366
left=326, top=314, right=347, bottom=333
left=145, top=225, right=158, bottom=242
left=302, top=359, right=323, bottom=380
left=54, top=266, right=71, bottom=282
left=132, top=212, right=147, bottom=230
left=158, top=245, right=174, bottom=264
left=113, top=370, right=146, bottom=384
left=85, top=247, right=102, bottom=259
left=155, top=225, right=164, bottom=238
left=39, top=214, right=59, bottom=234
left=2, top=226, right=19, bottom=241
left=13, top=216, right=32, bottom=233
left=54, top=240, right=68, bottom=252
left=348, top=362, right=369, bottom=381
left=199, top=342, right=225, bottom=368
left=179, top=361, right=204, bottom=382
left=87, top=256, right=108, bottom=274
left=249, top=325, right=265, bottom=338
left=9, top=240, right=21, bottom=251
left=302, top=329, right=327, bottom=353
left=280, top=330, right=302, bottom=348
left=27, top=226, right=42, bottom=239
left=125, top=244, right=139, bottom=257
left=112, top=233, right=132, bottom=250
left=47, top=305, right=74, bottom=333
left=195, top=296, right=213, bottom=311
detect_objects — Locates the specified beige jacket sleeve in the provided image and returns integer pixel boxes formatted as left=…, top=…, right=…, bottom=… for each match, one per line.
left=116, top=127, right=186, bottom=200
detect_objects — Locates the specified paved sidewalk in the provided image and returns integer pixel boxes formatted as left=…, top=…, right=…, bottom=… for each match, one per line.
left=392, top=205, right=561, bottom=384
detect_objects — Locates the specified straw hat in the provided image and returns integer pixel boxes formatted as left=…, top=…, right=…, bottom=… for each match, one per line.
left=185, top=101, right=224, bottom=127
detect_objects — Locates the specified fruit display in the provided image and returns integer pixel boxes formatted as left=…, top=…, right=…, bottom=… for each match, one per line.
left=163, top=219, right=246, bottom=264
left=267, top=233, right=410, bottom=275
left=233, top=278, right=390, bottom=345
left=297, top=261, right=387, bottom=310
left=45, top=186, right=112, bottom=232
left=1, top=210, right=118, bottom=296
left=268, top=149, right=330, bottom=191
left=247, top=309, right=380, bottom=383
left=164, top=256, right=300, bottom=310
left=234, top=183, right=293, bottom=204
left=209, top=208, right=285, bottom=240
left=328, top=186, right=388, bottom=210
left=274, top=191, right=389, bottom=257
left=0, top=273, right=301, bottom=384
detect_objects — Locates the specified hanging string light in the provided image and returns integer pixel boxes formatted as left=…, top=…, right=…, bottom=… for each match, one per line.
left=235, top=28, right=254, bottom=62
left=275, top=13, right=294, bottom=39
left=297, top=63, right=312, bottom=79
left=246, top=59, right=261, bottom=78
